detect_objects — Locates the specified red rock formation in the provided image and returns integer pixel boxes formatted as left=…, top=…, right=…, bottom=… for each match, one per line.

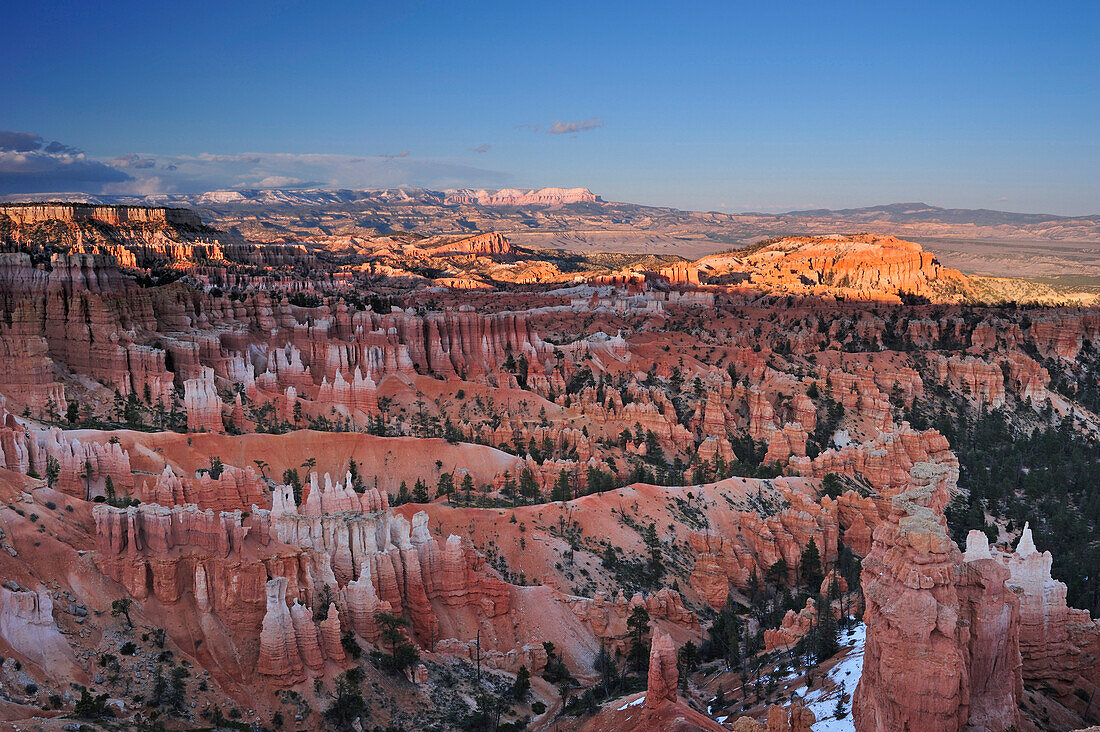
left=137, top=464, right=267, bottom=512
left=764, top=599, right=816, bottom=651
left=645, top=628, right=679, bottom=709
left=698, top=234, right=973, bottom=302
left=853, top=471, right=1023, bottom=732
left=289, top=599, right=325, bottom=671
left=732, top=704, right=815, bottom=732
left=687, top=484, right=840, bottom=609
left=0, top=585, right=83, bottom=681
left=91, top=501, right=307, bottom=654
left=999, top=524, right=1100, bottom=718
left=316, top=367, right=378, bottom=413
left=426, top=232, right=512, bottom=256
left=1, top=203, right=202, bottom=228
left=791, top=426, right=958, bottom=498
left=27, top=428, right=134, bottom=500
left=932, top=354, right=1006, bottom=408
left=256, top=577, right=307, bottom=686
left=658, top=262, right=701, bottom=286
left=319, top=603, right=346, bottom=664
left=184, top=367, right=223, bottom=432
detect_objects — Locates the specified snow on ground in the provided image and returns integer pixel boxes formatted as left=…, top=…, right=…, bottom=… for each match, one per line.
left=803, top=623, right=865, bottom=731
left=616, top=694, right=646, bottom=711
left=703, top=622, right=866, bottom=730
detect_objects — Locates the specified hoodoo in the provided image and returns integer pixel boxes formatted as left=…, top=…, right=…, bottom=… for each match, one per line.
left=0, top=201, right=1096, bottom=730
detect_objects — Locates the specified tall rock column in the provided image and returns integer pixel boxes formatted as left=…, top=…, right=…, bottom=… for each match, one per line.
left=1001, top=523, right=1100, bottom=718
left=854, top=468, right=1024, bottom=732
left=853, top=478, right=968, bottom=731
left=184, top=366, right=223, bottom=432
left=256, top=578, right=307, bottom=687
left=959, top=531, right=1023, bottom=732
left=645, top=628, right=679, bottom=709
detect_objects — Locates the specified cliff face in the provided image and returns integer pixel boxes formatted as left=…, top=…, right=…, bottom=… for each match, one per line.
left=444, top=187, right=599, bottom=206
left=0, top=585, right=84, bottom=682
left=1, top=203, right=202, bottom=228
left=853, top=468, right=1023, bottom=732
left=1000, top=524, right=1100, bottom=718
left=696, top=234, right=974, bottom=302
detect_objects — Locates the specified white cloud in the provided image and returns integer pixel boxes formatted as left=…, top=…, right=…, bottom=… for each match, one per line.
left=546, top=118, right=604, bottom=135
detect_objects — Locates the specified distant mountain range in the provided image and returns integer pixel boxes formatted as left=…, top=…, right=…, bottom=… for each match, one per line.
left=783, top=202, right=1100, bottom=228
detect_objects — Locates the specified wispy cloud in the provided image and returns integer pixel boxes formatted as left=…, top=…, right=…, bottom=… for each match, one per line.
left=379, top=150, right=410, bottom=161
left=473, top=143, right=491, bottom=154
left=546, top=118, right=604, bottom=135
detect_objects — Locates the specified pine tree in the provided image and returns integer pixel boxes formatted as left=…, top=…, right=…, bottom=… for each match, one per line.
left=435, top=473, right=454, bottom=497
left=551, top=469, right=571, bottom=502
left=626, top=605, right=651, bottom=674
left=800, top=541, right=824, bottom=592
left=519, top=468, right=540, bottom=502
left=512, top=665, right=531, bottom=700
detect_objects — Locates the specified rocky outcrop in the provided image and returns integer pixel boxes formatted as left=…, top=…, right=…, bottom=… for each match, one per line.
left=256, top=577, right=307, bottom=686
left=732, top=704, right=815, bottom=732
left=701, top=235, right=973, bottom=302
left=566, top=588, right=697, bottom=651
left=319, top=603, right=346, bottom=664
left=791, top=426, right=958, bottom=498
left=91, top=500, right=308, bottom=659
left=1000, top=524, right=1100, bottom=718
left=763, top=599, right=817, bottom=651
left=853, top=467, right=1023, bottom=732
left=645, top=628, right=679, bottom=709
left=1, top=203, right=202, bottom=228
left=932, top=354, right=1006, bottom=408
left=0, top=585, right=82, bottom=680
left=184, top=367, right=223, bottom=432
left=137, top=464, right=267, bottom=512
left=687, top=485, right=840, bottom=609
left=426, top=232, right=512, bottom=256
left=316, top=368, right=378, bottom=414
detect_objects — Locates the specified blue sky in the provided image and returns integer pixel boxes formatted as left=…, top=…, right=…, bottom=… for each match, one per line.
left=2, top=0, right=1097, bottom=214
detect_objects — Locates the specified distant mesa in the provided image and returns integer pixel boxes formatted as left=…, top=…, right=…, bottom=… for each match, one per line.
left=0, top=201, right=201, bottom=228
left=444, top=187, right=600, bottom=206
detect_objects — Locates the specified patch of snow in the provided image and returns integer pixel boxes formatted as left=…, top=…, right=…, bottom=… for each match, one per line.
left=703, top=623, right=866, bottom=731
left=804, top=623, right=865, bottom=732
left=616, top=695, right=646, bottom=711
left=831, top=430, right=852, bottom=449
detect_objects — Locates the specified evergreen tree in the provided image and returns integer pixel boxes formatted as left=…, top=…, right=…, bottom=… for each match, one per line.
left=435, top=472, right=454, bottom=497
left=394, top=481, right=411, bottom=505
left=551, top=469, right=571, bottom=502
left=800, top=541, right=824, bottom=592
left=626, top=605, right=651, bottom=674
left=519, top=468, right=541, bottom=502
left=766, top=557, right=789, bottom=586
left=512, top=665, right=531, bottom=701
left=815, top=601, right=840, bottom=663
